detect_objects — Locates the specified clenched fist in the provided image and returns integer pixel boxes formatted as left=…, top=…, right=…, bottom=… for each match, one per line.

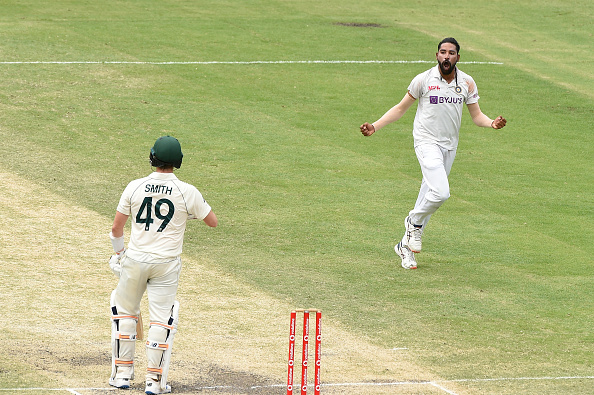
left=360, top=122, right=375, bottom=136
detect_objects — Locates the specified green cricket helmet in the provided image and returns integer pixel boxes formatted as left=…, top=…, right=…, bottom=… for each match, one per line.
left=150, top=136, right=183, bottom=168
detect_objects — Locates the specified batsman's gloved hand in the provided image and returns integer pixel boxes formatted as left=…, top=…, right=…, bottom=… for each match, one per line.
left=109, top=249, right=126, bottom=278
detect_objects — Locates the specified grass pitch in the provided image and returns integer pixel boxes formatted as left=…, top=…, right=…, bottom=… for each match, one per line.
left=1, top=1, right=592, bottom=394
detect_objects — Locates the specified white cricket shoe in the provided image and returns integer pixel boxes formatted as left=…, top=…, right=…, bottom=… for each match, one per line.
left=109, top=377, right=131, bottom=389
left=395, top=242, right=417, bottom=269
left=145, top=379, right=171, bottom=395
left=404, top=216, right=423, bottom=253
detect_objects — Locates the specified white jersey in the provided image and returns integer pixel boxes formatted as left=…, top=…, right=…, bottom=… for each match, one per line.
left=117, top=172, right=212, bottom=263
left=408, top=65, right=479, bottom=150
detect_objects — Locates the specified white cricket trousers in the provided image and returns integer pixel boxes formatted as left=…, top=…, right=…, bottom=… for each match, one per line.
left=408, top=143, right=457, bottom=229
left=112, top=256, right=182, bottom=379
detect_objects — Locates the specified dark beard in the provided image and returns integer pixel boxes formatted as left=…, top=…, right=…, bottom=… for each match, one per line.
left=439, top=60, right=456, bottom=76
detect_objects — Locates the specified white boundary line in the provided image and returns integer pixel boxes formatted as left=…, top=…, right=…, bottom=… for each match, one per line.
left=447, top=375, right=594, bottom=383
left=430, top=382, right=459, bottom=395
left=4, top=376, right=591, bottom=393
left=0, top=60, right=503, bottom=65
left=0, top=389, right=114, bottom=393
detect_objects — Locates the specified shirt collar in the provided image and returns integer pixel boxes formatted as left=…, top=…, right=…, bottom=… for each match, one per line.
left=430, top=64, right=441, bottom=79
left=432, top=65, right=457, bottom=85
left=150, top=172, right=178, bottom=180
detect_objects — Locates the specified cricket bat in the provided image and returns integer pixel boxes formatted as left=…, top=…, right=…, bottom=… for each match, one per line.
left=136, top=312, right=144, bottom=340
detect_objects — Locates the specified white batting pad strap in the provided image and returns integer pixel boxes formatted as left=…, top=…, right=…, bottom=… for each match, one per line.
left=112, top=314, right=139, bottom=322
left=114, top=359, right=134, bottom=367
left=148, top=367, right=163, bottom=375
left=149, top=321, right=174, bottom=331
left=117, top=332, right=137, bottom=342
left=109, top=232, right=125, bottom=254
left=146, top=339, right=169, bottom=351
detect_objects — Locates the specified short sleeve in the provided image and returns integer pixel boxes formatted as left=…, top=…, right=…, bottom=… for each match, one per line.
left=465, top=76, right=480, bottom=104
left=116, top=181, right=136, bottom=216
left=407, top=73, right=425, bottom=100
left=186, top=186, right=212, bottom=221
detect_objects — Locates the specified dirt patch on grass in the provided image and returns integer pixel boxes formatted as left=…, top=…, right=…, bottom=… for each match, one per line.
left=334, top=22, right=386, bottom=28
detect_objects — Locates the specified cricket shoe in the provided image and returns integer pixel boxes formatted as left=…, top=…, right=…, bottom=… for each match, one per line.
left=404, top=216, right=423, bottom=253
left=109, top=377, right=131, bottom=389
left=145, top=379, right=171, bottom=395
left=395, top=242, right=417, bottom=269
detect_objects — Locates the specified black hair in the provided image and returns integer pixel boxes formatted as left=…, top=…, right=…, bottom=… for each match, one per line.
left=149, top=151, right=175, bottom=169
left=438, top=37, right=460, bottom=53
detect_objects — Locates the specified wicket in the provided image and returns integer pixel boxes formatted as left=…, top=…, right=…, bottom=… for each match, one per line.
left=287, top=309, right=322, bottom=395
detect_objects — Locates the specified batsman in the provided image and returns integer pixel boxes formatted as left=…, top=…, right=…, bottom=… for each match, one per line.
left=108, top=136, right=218, bottom=394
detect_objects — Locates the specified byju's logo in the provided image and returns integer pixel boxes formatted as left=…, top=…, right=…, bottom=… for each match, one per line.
left=430, top=96, right=462, bottom=105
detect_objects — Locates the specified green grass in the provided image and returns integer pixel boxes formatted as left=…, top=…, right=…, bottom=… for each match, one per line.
left=1, top=0, right=592, bottom=393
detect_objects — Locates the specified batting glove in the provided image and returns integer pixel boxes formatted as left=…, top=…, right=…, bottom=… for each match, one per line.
left=108, top=249, right=126, bottom=278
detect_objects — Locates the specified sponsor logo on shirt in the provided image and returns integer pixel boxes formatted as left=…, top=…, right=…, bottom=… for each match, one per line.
left=428, top=86, right=440, bottom=91
left=429, top=96, right=463, bottom=105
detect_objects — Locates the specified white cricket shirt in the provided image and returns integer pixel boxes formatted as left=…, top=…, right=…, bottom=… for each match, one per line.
left=117, top=172, right=212, bottom=263
left=408, top=65, right=480, bottom=150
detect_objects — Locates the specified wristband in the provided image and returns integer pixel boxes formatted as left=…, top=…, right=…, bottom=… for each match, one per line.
left=109, top=232, right=125, bottom=254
